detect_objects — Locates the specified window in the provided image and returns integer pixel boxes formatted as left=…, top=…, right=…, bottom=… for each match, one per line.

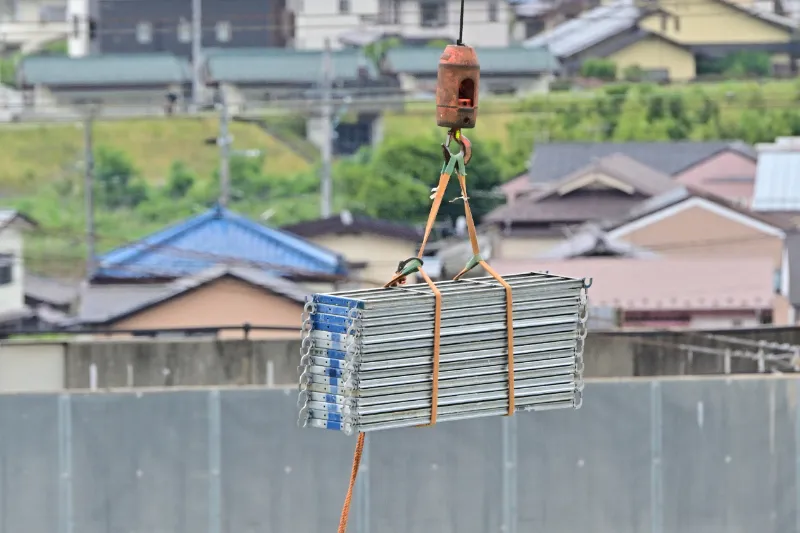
left=215, top=21, right=232, bottom=42
left=339, top=0, right=351, bottom=13
left=488, top=0, right=498, bottom=22
left=419, top=0, right=446, bottom=27
left=135, top=21, right=152, bottom=44
left=0, top=255, right=11, bottom=286
left=177, top=18, right=191, bottom=43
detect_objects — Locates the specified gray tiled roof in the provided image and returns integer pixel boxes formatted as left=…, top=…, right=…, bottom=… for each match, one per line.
left=24, top=275, right=79, bottom=307
left=384, top=46, right=560, bottom=76
left=205, top=48, right=379, bottom=84
left=79, top=266, right=309, bottom=325
left=17, top=54, right=191, bottom=87
left=528, top=141, right=754, bottom=185
left=523, top=0, right=642, bottom=57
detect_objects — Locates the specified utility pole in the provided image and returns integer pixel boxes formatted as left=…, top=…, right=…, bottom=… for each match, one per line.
left=218, top=88, right=231, bottom=206
left=83, top=108, right=96, bottom=277
left=191, top=0, right=203, bottom=110
left=320, top=38, right=334, bottom=219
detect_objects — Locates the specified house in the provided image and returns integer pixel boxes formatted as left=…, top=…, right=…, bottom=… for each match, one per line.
left=672, top=142, right=758, bottom=207
left=24, top=274, right=79, bottom=314
left=292, top=0, right=515, bottom=50
left=383, top=45, right=560, bottom=96
left=77, top=265, right=308, bottom=338
left=512, top=0, right=601, bottom=40
left=484, top=152, right=679, bottom=259
left=0, top=210, right=36, bottom=319
left=91, top=204, right=349, bottom=285
left=281, top=211, right=423, bottom=287
left=490, top=256, right=777, bottom=328
left=777, top=230, right=800, bottom=324
left=0, top=0, right=68, bottom=54
left=66, top=0, right=289, bottom=58
left=0, top=210, right=72, bottom=334
left=752, top=137, right=800, bottom=221
left=513, top=139, right=756, bottom=197
left=536, top=223, right=658, bottom=259
left=524, top=0, right=797, bottom=81
left=16, top=53, right=191, bottom=115
left=604, top=185, right=794, bottom=267
left=203, top=47, right=403, bottom=154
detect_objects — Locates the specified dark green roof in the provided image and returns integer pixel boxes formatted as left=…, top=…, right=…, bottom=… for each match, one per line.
left=205, top=48, right=378, bottom=84
left=17, top=54, right=191, bottom=87
left=385, top=46, right=560, bottom=76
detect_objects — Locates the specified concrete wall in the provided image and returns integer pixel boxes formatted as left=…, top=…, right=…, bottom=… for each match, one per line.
left=0, top=377, right=798, bottom=533
left=6, top=326, right=800, bottom=392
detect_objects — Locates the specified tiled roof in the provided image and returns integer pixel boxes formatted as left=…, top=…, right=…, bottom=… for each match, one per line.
left=93, top=204, right=348, bottom=281
left=523, top=0, right=643, bottom=57
left=384, top=46, right=560, bottom=76
left=528, top=141, right=752, bottom=185
left=491, top=257, right=776, bottom=311
left=17, top=54, right=191, bottom=87
left=536, top=223, right=658, bottom=259
left=24, top=275, right=79, bottom=307
left=204, top=48, right=380, bottom=85
left=752, top=151, right=800, bottom=212
left=608, top=185, right=796, bottom=232
left=486, top=153, right=678, bottom=225
left=80, top=266, right=309, bottom=324
left=282, top=212, right=423, bottom=241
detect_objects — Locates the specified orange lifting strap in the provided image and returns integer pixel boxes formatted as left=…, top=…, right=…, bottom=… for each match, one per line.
left=336, top=147, right=516, bottom=533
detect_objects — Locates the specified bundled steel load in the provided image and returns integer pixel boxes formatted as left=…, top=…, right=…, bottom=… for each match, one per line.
left=297, top=271, right=589, bottom=435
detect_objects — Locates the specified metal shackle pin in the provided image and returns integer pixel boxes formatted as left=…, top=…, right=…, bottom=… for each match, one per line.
left=435, top=44, right=480, bottom=130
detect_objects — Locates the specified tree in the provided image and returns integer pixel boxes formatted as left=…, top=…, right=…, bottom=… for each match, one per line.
left=94, top=146, right=148, bottom=209
left=580, top=58, right=617, bottom=81
left=165, top=161, right=196, bottom=199
left=333, top=133, right=505, bottom=224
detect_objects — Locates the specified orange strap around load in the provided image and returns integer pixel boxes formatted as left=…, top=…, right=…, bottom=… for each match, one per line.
left=451, top=174, right=515, bottom=416
left=337, top=176, right=450, bottom=533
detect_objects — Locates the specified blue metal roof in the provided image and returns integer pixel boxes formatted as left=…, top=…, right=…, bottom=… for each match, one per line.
left=752, top=152, right=800, bottom=212
left=94, top=205, right=348, bottom=280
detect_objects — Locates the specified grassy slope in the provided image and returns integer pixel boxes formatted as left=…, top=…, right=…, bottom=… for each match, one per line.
left=0, top=117, right=311, bottom=192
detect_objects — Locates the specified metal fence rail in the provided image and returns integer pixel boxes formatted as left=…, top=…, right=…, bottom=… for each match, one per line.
left=0, top=377, right=797, bottom=533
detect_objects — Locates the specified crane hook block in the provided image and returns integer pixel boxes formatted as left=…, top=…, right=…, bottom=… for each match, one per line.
left=435, top=44, right=480, bottom=130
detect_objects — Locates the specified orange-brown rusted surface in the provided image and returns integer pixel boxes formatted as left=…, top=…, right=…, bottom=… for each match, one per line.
left=435, top=44, right=480, bottom=129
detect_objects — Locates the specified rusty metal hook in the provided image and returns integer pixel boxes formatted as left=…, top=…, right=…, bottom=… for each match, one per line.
left=441, top=128, right=472, bottom=168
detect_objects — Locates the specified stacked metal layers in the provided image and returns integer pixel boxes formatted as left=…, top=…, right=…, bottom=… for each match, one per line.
left=297, top=272, right=590, bottom=435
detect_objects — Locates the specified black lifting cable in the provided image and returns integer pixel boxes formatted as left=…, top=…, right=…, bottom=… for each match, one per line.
left=457, top=0, right=466, bottom=45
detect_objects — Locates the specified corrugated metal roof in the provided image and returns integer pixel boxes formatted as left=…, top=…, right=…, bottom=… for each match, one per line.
left=523, top=0, right=642, bottom=57
left=205, top=48, right=378, bottom=84
left=385, top=46, right=560, bottom=75
left=93, top=205, right=348, bottom=280
left=17, top=54, right=191, bottom=87
left=752, top=151, right=800, bottom=212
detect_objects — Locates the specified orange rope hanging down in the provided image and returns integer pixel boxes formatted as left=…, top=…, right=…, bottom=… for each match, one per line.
left=336, top=173, right=450, bottom=533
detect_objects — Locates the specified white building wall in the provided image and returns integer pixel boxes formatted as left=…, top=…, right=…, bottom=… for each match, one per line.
left=292, top=0, right=512, bottom=50
left=0, top=226, right=25, bottom=314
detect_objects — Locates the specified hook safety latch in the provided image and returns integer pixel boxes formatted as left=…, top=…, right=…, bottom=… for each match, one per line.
left=441, top=128, right=472, bottom=169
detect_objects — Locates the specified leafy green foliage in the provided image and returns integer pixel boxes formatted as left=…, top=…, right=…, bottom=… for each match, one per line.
left=580, top=59, right=617, bottom=81
left=14, top=80, right=800, bottom=277
left=93, top=146, right=148, bottom=209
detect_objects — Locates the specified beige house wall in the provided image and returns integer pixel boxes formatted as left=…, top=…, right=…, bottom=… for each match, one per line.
left=305, top=233, right=419, bottom=288
left=110, top=277, right=304, bottom=339
left=614, top=205, right=783, bottom=267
